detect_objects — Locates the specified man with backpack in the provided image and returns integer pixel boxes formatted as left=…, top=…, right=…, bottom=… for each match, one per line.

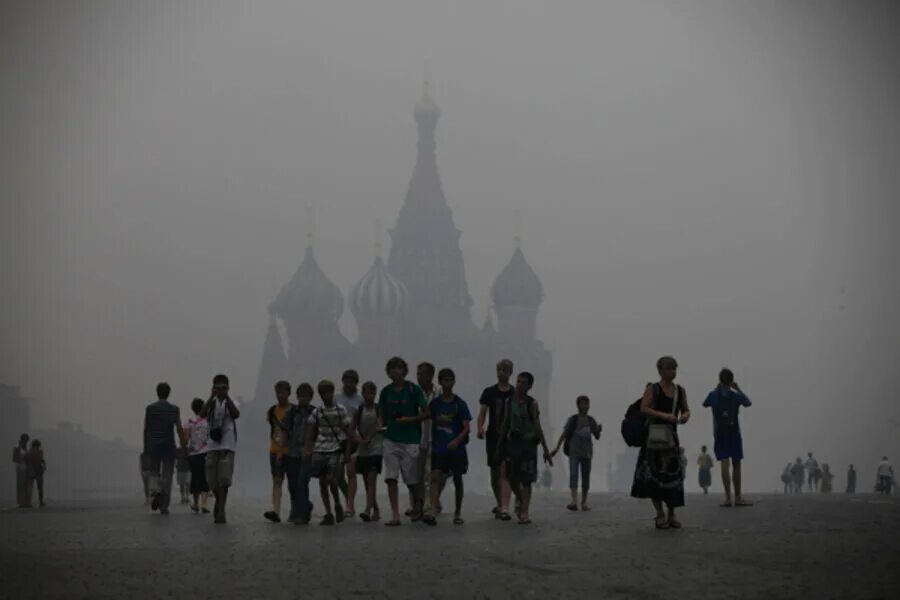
left=264, top=381, right=293, bottom=523
left=377, top=356, right=428, bottom=526
left=305, top=380, right=356, bottom=525
left=496, top=372, right=553, bottom=524
left=422, top=368, right=472, bottom=526
left=551, top=395, right=601, bottom=511
left=702, top=368, right=752, bottom=507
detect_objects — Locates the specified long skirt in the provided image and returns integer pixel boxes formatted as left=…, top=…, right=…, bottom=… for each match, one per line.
left=631, top=436, right=685, bottom=508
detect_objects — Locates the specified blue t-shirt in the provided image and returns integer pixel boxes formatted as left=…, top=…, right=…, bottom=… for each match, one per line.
left=702, top=387, right=751, bottom=438
left=429, top=395, right=472, bottom=455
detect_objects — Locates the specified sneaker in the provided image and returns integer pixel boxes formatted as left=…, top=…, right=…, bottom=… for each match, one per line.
left=264, top=511, right=281, bottom=523
left=151, top=493, right=160, bottom=511
left=422, top=514, right=437, bottom=526
left=320, top=513, right=335, bottom=526
left=190, top=504, right=199, bottom=513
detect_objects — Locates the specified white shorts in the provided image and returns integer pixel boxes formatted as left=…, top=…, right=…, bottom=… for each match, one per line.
left=382, top=439, right=420, bottom=485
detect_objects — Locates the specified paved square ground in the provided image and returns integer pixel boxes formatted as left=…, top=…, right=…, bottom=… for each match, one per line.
left=1, top=491, right=898, bottom=599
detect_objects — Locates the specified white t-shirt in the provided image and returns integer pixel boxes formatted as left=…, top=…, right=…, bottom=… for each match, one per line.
left=207, top=398, right=239, bottom=453
left=878, top=460, right=893, bottom=478
left=335, top=392, right=364, bottom=414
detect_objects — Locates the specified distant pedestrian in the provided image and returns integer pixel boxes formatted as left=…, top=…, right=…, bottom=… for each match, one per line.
left=282, top=383, right=315, bottom=524
left=631, top=356, right=690, bottom=530
left=353, top=381, right=382, bottom=522
left=702, top=369, right=752, bottom=507
left=264, top=380, right=293, bottom=523
left=805, top=453, right=820, bottom=492
left=25, top=440, right=46, bottom=507
left=422, top=368, right=472, bottom=526
left=143, top=382, right=186, bottom=515
left=378, top=357, right=428, bottom=526
left=13, top=434, right=30, bottom=508
left=477, top=359, right=515, bottom=518
left=820, top=464, right=833, bottom=494
left=550, top=395, right=601, bottom=511
left=185, top=398, right=210, bottom=514
left=791, top=458, right=805, bottom=493
left=305, top=380, right=356, bottom=525
left=697, top=446, right=714, bottom=495
left=846, top=465, right=856, bottom=494
left=781, top=463, right=792, bottom=494
left=335, top=369, right=363, bottom=518
left=877, top=456, right=893, bottom=495
left=202, top=374, right=240, bottom=524
left=497, top=371, right=553, bottom=524
left=175, top=446, right=191, bottom=504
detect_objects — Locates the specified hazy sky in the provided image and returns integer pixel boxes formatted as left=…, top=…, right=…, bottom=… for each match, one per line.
left=2, top=1, right=899, bottom=490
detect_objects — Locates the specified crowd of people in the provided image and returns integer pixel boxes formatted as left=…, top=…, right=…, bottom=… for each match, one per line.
left=11, top=433, right=46, bottom=508
left=777, top=453, right=893, bottom=495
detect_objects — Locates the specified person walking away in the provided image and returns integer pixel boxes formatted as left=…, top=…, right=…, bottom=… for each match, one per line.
left=264, top=381, right=293, bottom=523
left=551, top=395, right=601, bottom=510
left=305, top=380, right=357, bottom=525
left=697, top=446, right=714, bottom=495
left=185, top=398, right=210, bottom=513
left=201, top=374, right=240, bottom=524
left=143, top=382, right=185, bottom=515
left=25, top=440, right=46, bottom=507
left=820, top=464, right=834, bottom=494
left=354, top=381, right=383, bottom=522
left=175, top=446, right=191, bottom=504
left=631, top=356, right=691, bottom=530
left=282, top=383, right=315, bottom=524
left=377, top=356, right=428, bottom=526
left=497, top=372, right=553, bottom=524
left=477, top=359, right=515, bottom=518
left=422, top=369, right=472, bottom=526
left=334, top=369, right=364, bottom=517
left=846, top=464, right=857, bottom=494
left=781, top=463, right=792, bottom=494
left=877, top=456, right=894, bottom=494
left=13, top=434, right=30, bottom=508
left=791, top=458, right=805, bottom=494
left=703, top=369, right=752, bottom=507
left=805, top=453, right=819, bottom=492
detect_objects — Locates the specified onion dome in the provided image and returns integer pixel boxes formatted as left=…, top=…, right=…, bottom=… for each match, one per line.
left=350, top=256, right=409, bottom=316
left=272, top=246, right=344, bottom=321
left=491, top=246, right=544, bottom=308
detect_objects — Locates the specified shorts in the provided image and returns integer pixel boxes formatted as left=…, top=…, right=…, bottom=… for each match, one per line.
left=270, top=452, right=287, bottom=478
left=431, top=451, right=468, bottom=476
left=356, top=454, right=383, bottom=475
left=505, top=439, right=538, bottom=485
left=382, top=439, right=420, bottom=484
left=205, top=450, right=235, bottom=489
left=189, top=453, right=209, bottom=494
left=311, top=452, right=341, bottom=479
left=486, top=432, right=505, bottom=468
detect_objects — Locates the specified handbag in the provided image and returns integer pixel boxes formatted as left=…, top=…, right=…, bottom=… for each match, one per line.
left=646, top=384, right=679, bottom=450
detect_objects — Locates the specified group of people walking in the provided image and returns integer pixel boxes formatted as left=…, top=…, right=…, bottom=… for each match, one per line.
left=11, top=434, right=46, bottom=508
left=778, top=454, right=892, bottom=495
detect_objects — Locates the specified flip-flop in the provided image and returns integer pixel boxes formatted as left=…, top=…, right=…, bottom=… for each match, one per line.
left=668, top=519, right=682, bottom=529
left=566, top=503, right=578, bottom=511
left=453, top=516, right=464, bottom=525
left=423, top=514, right=437, bottom=526
left=734, top=501, right=754, bottom=507
left=580, top=505, right=591, bottom=512
left=517, top=518, right=532, bottom=525
left=719, top=502, right=733, bottom=508
left=384, top=519, right=402, bottom=527
left=359, top=512, right=371, bottom=522
left=655, top=517, right=670, bottom=529
left=499, top=512, right=512, bottom=521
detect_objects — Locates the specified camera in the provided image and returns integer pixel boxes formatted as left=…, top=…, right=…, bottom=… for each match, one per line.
left=209, top=427, right=223, bottom=443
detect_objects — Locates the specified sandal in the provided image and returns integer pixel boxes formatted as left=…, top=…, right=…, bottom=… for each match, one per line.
left=453, top=516, right=464, bottom=525
left=668, top=518, right=682, bottom=529
left=359, top=512, right=371, bottom=522
left=719, top=502, right=733, bottom=508
left=580, top=505, right=591, bottom=511
left=517, top=518, right=532, bottom=525
left=654, top=516, right=670, bottom=530
left=734, top=501, right=754, bottom=507
left=384, top=519, right=402, bottom=527
left=344, top=509, right=355, bottom=518
left=499, top=512, right=512, bottom=521
left=422, top=514, right=437, bottom=526
left=566, top=503, right=578, bottom=511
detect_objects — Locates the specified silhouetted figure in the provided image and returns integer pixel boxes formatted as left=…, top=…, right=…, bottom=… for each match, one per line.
left=201, top=374, right=240, bottom=524
left=820, top=464, right=833, bottom=494
left=143, top=382, right=185, bottom=515
left=703, top=369, right=752, bottom=507
left=846, top=465, right=856, bottom=494
left=139, top=452, right=152, bottom=505
left=697, top=446, right=714, bottom=494
left=781, top=463, right=792, bottom=494
left=805, top=453, right=820, bottom=492
left=12, top=434, right=30, bottom=508
left=791, top=458, right=805, bottom=494
left=25, top=440, right=46, bottom=507
left=877, top=456, right=893, bottom=495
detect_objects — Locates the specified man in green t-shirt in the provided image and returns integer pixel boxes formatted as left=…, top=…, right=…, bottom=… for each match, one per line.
left=377, top=356, right=428, bottom=526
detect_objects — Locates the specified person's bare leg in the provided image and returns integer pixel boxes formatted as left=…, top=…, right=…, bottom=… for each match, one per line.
left=429, top=471, right=441, bottom=516
left=320, top=479, right=332, bottom=515
left=499, top=463, right=511, bottom=513
left=721, top=459, right=733, bottom=505
left=569, top=487, right=578, bottom=506
left=387, top=480, right=400, bottom=522
left=733, top=459, right=744, bottom=504
left=519, top=483, right=532, bottom=521
left=490, top=466, right=501, bottom=509
left=346, top=458, right=357, bottom=513
left=652, top=498, right=665, bottom=526
left=454, top=473, right=464, bottom=517
left=364, top=471, right=376, bottom=515
left=272, top=476, right=283, bottom=516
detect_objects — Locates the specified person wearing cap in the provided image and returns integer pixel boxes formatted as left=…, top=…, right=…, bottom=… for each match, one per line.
left=334, top=369, right=363, bottom=517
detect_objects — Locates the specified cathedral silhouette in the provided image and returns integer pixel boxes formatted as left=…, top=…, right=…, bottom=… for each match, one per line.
left=252, top=84, right=552, bottom=429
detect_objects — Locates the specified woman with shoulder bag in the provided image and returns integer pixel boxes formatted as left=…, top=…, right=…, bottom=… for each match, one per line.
left=630, top=356, right=691, bottom=529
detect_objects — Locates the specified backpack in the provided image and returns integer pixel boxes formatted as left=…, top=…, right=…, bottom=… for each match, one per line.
left=621, top=397, right=646, bottom=448
left=507, top=396, right=536, bottom=443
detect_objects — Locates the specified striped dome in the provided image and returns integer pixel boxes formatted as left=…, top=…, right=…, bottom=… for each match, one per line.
left=272, top=246, right=344, bottom=321
left=350, top=256, right=409, bottom=316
